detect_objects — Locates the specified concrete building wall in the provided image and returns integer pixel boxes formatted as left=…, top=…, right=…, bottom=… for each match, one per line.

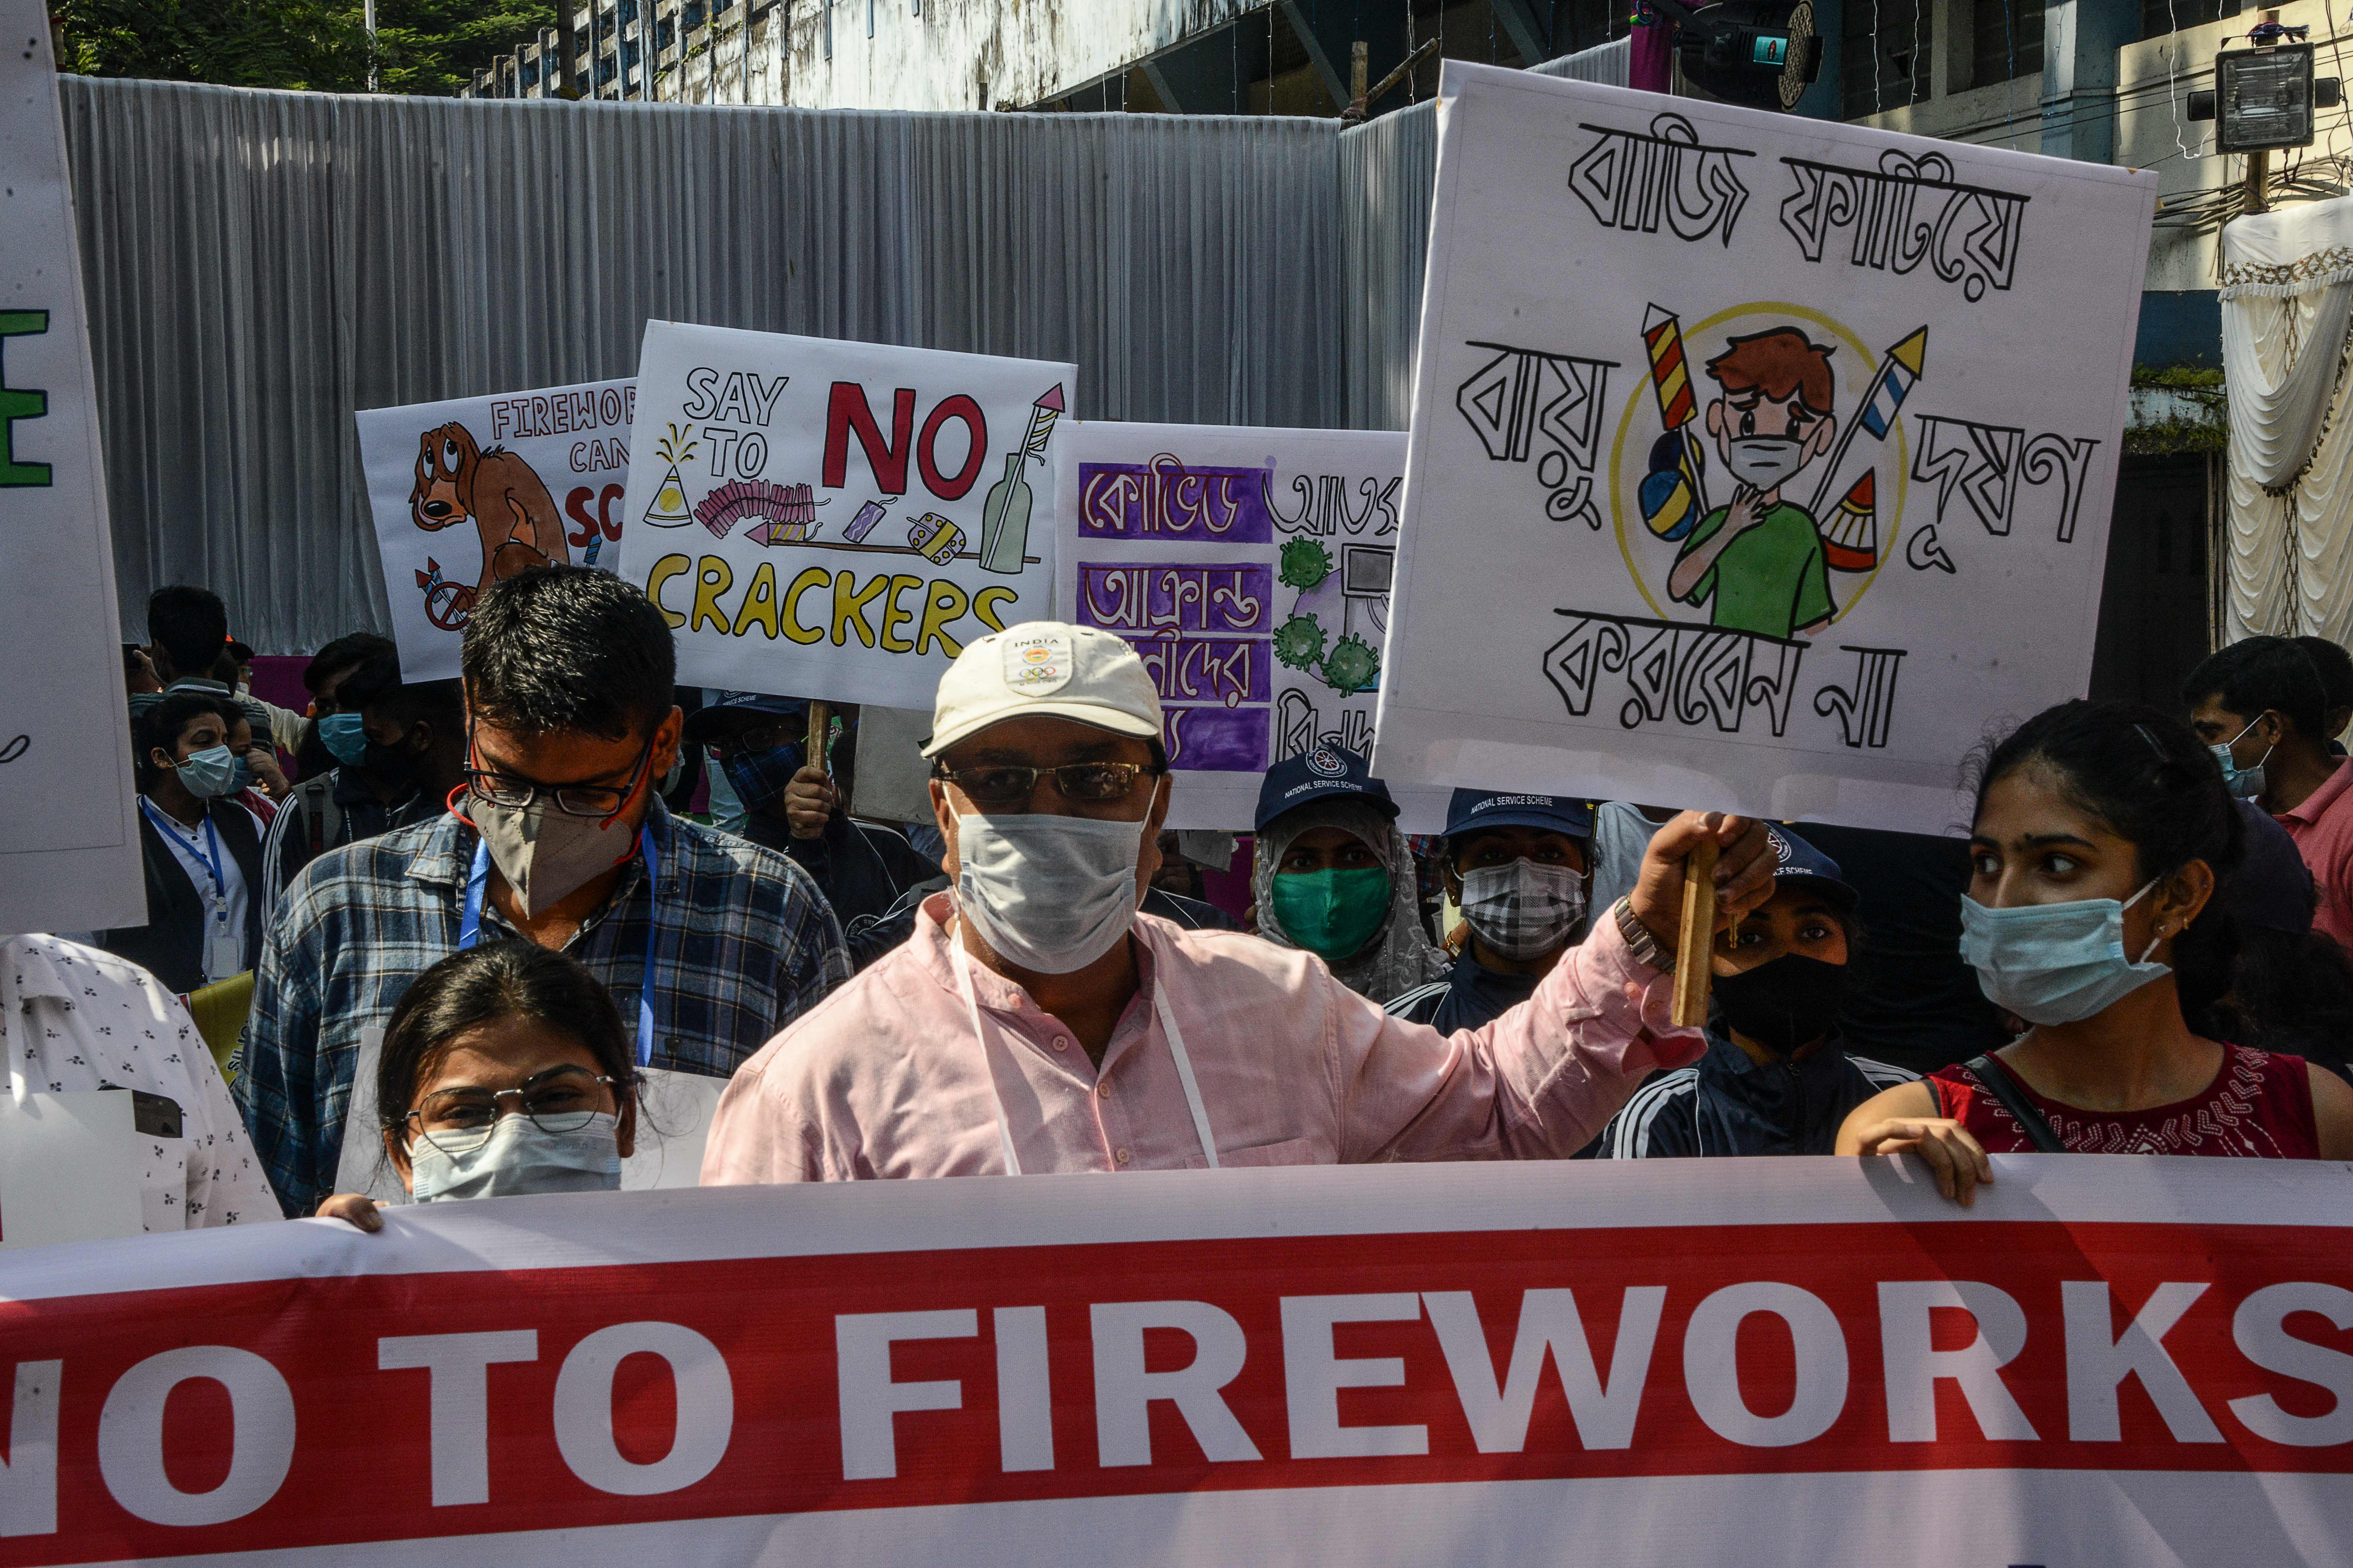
left=777, top=0, right=1258, bottom=111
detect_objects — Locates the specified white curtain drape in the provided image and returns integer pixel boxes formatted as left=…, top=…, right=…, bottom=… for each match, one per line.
left=2221, top=196, right=2353, bottom=643
left=55, top=40, right=1633, bottom=654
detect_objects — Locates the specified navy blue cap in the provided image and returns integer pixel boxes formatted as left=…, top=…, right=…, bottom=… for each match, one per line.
left=1765, top=825, right=1860, bottom=911
left=1443, top=789, right=1594, bottom=841
left=682, top=690, right=808, bottom=745
left=1254, top=745, right=1397, bottom=832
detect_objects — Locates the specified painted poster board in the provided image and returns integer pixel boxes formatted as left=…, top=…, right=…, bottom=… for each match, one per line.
left=617, top=322, right=1075, bottom=709
left=356, top=377, right=637, bottom=680
left=0, top=0, right=144, bottom=933
left=1373, top=64, right=2155, bottom=835
left=1054, top=421, right=1445, bottom=831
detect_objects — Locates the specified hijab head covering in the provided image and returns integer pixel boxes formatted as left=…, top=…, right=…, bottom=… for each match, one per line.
left=1254, top=797, right=1448, bottom=1000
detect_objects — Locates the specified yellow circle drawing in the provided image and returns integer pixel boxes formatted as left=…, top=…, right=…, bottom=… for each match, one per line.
left=1608, top=300, right=1910, bottom=625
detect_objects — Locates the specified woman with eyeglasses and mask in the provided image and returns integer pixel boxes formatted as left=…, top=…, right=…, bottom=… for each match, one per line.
left=320, top=941, right=636, bottom=1227
left=100, top=692, right=269, bottom=996
left=1838, top=701, right=2353, bottom=1204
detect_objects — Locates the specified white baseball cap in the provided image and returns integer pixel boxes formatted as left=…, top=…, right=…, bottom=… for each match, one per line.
left=922, top=621, right=1162, bottom=758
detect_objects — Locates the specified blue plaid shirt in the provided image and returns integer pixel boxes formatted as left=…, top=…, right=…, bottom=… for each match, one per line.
left=235, top=799, right=850, bottom=1216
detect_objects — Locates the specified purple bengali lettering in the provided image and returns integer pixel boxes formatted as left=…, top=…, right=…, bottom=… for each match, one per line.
left=1076, top=455, right=1275, bottom=544
left=1076, top=563, right=1273, bottom=634
left=1122, top=635, right=1270, bottom=705
left=1163, top=706, right=1270, bottom=773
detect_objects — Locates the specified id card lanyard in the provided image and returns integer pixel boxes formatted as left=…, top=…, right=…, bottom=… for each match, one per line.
left=461, top=826, right=661, bottom=1068
left=950, top=929, right=1218, bottom=1175
left=144, top=798, right=237, bottom=981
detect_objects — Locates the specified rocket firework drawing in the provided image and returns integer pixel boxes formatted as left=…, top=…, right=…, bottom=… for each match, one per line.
left=1638, top=305, right=1712, bottom=539
left=1806, top=325, right=1929, bottom=575
left=978, top=383, right=1066, bottom=576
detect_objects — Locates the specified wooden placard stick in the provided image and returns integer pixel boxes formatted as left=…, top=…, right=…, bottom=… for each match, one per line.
left=1671, top=838, right=1720, bottom=1028
left=807, top=700, right=831, bottom=776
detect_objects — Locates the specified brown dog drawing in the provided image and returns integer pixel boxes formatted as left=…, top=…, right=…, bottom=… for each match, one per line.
left=409, top=422, right=570, bottom=606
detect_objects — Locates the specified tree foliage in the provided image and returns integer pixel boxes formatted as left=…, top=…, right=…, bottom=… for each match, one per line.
left=54, top=0, right=556, bottom=97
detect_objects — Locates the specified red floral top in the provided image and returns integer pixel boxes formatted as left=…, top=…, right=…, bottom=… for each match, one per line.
left=1927, top=1044, right=2320, bottom=1157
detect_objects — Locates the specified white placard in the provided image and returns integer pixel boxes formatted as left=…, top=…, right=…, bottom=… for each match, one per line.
left=0, top=1091, right=144, bottom=1249
left=1053, top=420, right=1449, bottom=831
left=356, top=377, right=637, bottom=680
left=617, top=322, right=1075, bottom=708
left=0, top=3, right=143, bottom=932
left=1373, top=65, right=2154, bottom=834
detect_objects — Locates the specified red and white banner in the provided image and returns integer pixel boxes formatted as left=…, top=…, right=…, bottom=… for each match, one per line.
left=2, top=1157, right=2349, bottom=1566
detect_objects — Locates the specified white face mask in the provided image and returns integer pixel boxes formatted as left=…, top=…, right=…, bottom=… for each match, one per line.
left=1459, top=858, right=1588, bottom=960
left=954, top=812, right=1147, bottom=974
left=408, top=1111, right=623, bottom=1202
left=1724, top=435, right=1807, bottom=488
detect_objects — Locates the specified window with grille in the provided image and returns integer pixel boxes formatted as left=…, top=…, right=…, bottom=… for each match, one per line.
left=1974, top=0, right=2046, bottom=84
left=1843, top=0, right=1933, bottom=115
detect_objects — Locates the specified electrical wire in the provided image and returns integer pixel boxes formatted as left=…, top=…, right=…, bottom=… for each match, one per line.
left=2163, top=0, right=2199, bottom=162
left=1911, top=0, right=1925, bottom=105
left=2004, top=0, right=2020, bottom=150
left=1872, top=0, right=1884, bottom=114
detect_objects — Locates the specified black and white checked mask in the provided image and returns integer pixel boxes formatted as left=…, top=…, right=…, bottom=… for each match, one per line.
left=1459, top=859, right=1588, bottom=960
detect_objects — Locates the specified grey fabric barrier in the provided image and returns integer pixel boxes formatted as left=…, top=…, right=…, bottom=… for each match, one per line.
left=59, top=39, right=1625, bottom=653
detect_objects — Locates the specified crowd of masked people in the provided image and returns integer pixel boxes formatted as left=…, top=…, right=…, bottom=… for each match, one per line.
left=20, top=567, right=2353, bottom=1236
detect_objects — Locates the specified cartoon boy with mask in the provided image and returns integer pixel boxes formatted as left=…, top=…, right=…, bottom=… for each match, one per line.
left=1666, top=326, right=1840, bottom=642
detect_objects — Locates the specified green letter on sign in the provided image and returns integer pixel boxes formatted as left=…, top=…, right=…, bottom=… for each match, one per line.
left=0, top=311, right=52, bottom=488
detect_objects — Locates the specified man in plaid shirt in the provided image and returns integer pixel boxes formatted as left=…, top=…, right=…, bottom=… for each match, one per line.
left=236, top=568, right=850, bottom=1216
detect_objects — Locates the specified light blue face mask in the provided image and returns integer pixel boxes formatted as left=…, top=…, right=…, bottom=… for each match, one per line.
left=2210, top=715, right=2272, bottom=801
left=174, top=744, right=243, bottom=799
left=1958, top=880, right=2169, bottom=1026
left=408, top=1111, right=622, bottom=1203
left=317, top=711, right=371, bottom=767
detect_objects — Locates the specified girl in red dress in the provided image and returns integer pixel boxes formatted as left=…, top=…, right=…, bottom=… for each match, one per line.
left=1838, top=700, right=2353, bottom=1202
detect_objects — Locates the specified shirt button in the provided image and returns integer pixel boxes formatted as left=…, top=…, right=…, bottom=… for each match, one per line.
left=1115, top=1147, right=1132, bottom=1165
left=1097, top=1081, right=1111, bottom=1099
left=1052, top=1035, right=1069, bottom=1052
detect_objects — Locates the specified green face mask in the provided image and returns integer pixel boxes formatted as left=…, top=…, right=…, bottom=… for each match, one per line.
left=1270, top=866, right=1392, bottom=962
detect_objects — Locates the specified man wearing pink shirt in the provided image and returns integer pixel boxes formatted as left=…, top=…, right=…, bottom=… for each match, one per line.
left=2186, top=636, right=2353, bottom=949
left=700, top=622, right=1774, bottom=1182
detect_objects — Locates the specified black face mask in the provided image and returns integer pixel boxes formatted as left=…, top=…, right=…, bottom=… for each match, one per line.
left=361, top=731, right=420, bottom=792
left=1713, top=954, right=1851, bottom=1057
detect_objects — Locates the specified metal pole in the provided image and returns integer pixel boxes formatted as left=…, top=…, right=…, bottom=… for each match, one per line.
left=363, top=0, right=377, bottom=90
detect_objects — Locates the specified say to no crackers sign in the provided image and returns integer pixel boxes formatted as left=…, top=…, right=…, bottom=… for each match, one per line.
left=617, top=324, right=1076, bottom=708
left=1, top=1158, right=2348, bottom=1565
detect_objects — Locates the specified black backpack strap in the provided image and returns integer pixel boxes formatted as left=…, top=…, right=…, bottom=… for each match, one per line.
left=1964, top=1055, right=2067, bottom=1153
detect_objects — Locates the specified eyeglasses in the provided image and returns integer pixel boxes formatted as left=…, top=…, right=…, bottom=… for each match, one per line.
left=932, top=760, right=1162, bottom=808
left=464, top=732, right=654, bottom=819
left=704, top=723, right=801, bottom=760
left=393, top=1064, right=627, bottom=1156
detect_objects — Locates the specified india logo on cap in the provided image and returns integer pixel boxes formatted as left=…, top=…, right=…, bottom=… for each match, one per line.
left=1001, top=629, right=1074, bottom=697
left=1306, top=746, right=1348, bottom=779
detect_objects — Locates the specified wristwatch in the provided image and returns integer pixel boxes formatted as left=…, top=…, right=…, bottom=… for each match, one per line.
left=1611, top=895, right=1675, bottom=974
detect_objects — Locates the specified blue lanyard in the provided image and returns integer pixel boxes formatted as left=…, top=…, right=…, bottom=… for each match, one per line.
left=144, top=799, right=226, bottom=901
left=461, top=825, right=661, bottom=1068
